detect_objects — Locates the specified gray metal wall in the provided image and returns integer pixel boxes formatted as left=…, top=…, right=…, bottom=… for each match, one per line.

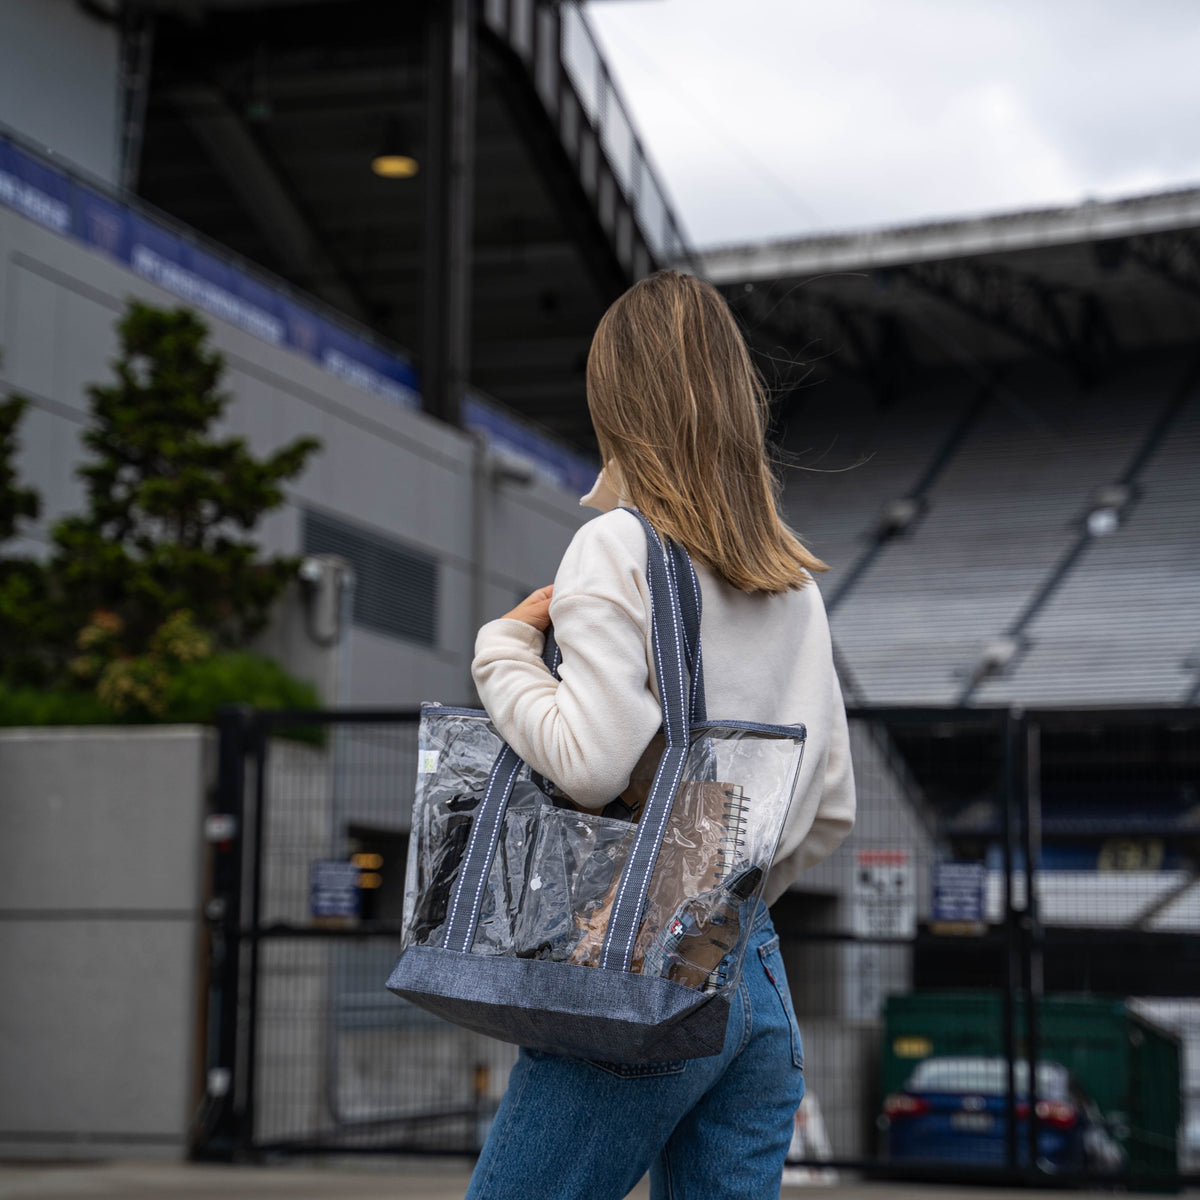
left=0, top=0, right=120, bottom=185
left=0, top=203, right=589, bottom=706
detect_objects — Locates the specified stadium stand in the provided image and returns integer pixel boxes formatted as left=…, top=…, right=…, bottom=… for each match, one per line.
left=823, top=352, right=1196, bottom=705
left=982, top=369, right=1200, bottom=706
left=131, top=0, right=688, bottom=447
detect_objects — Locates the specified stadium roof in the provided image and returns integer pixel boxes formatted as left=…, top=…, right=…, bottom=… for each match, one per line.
left=701, top=187, right=1200, bottom=410
left=703, top=187, right=1200, bottom=279
left=130, top=0, right=688, bottom=451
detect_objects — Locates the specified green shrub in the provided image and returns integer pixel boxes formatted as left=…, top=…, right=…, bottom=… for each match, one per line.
left=164, top=653, right=320, bottom=721
left=0, top=303, right=327, bottom=742
left=0, top=681, right=117, bottom=727
left=166, top=653, right=325, bottom=745
left=0, top=653, right=323, bottom=744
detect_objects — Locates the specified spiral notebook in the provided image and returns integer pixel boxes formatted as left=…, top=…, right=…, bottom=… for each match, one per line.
left=565, top=777, right=752, bottom=975
left=631, top=781, right=751, bottom=980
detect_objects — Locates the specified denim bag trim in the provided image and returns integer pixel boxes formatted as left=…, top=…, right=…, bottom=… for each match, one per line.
left=388, top=947, right=730, bottom=1061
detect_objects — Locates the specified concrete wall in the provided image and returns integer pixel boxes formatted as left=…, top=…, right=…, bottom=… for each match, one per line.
left=0, top=201, right=590, bottom=707
left=0, top=726, right=211, bottom=1159
left=0, top=0, right=120, bottom=185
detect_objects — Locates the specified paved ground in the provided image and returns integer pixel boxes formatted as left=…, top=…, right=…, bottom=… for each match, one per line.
left=0, top=1160, right=474, bottom=1200
left=0, top=1160, right=1171, bottom=1200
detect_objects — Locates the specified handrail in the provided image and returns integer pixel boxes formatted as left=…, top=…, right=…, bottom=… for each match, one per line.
left=557, top=1, right=693, bottom=266
left=484, top=0, right=695, bottom=273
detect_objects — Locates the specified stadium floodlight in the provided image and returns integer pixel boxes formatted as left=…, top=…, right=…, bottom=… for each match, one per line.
left=874, top=496, right=925, bottom=541
left=1086, top=482, right=1133, bottom=537
left=980, top=637, right=1021, bottom=672
left=965, top=635, right=1024, bottom=689
left=371, top=117, right=419, bottom=179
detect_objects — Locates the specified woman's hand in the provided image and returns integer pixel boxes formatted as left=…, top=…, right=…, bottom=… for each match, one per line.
left=502, top=585, right=554, bottom=632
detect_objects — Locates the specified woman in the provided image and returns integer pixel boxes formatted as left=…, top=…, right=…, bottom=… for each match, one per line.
left=467, top=270, right=855, bottom=1200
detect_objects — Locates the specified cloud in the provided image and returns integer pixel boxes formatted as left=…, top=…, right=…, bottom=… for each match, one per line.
left=586, top=0, right=1200, bottom=246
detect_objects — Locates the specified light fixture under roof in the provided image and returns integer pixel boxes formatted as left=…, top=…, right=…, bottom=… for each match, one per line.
left=1086, top=482, right=1133, bottom=537
left=371, top=117, right=418, bottom=179
left=874, top=495, right=925, bottom=541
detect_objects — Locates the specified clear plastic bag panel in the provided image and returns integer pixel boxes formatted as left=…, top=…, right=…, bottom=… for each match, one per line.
left=402, top=709, right=513, bottom=950
left=630, top=728, right=803, bottom=995
left=404, top=713, right=802, bottom=997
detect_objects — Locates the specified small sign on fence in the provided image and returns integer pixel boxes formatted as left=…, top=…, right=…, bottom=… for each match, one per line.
left=310, top=859, right=361, bottom=921
left=851, top=849, right=915, bottom=938
left=848, top=850, right=915, bottom=1022
left=931, top=860, right=987, bottom=934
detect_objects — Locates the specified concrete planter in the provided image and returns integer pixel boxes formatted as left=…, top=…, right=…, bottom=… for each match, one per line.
left=0, top=725, right=213, bottom=1160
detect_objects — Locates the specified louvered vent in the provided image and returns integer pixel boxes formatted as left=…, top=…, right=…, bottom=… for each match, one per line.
left=303, top=510, right=438, bottom=647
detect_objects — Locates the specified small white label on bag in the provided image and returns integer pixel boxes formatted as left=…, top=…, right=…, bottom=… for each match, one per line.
left=418, top=750, right=440, bottom=774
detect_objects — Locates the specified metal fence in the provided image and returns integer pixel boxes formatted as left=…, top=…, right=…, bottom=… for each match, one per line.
left=197, top=705, right=1200, bottom=1189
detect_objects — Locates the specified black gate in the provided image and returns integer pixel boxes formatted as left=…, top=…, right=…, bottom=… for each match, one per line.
left=195, top=704, right=1200, bottom=1189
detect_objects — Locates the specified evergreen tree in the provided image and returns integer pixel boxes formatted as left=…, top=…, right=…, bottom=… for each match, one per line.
left=49, top=302, right=321, bottom=655
left=0, top=392, right=39, bottom=543
left=0, top=390, right=49, bottom=682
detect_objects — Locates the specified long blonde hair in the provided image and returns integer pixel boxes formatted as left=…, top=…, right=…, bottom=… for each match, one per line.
left=586, top=270, right=826, bottom=594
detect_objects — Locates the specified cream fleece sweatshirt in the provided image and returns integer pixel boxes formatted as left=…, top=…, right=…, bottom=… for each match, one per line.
left=471, top=504, right=856, bottom=906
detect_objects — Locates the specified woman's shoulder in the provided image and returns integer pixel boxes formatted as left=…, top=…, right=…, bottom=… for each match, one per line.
left=553, top=509, right=651, bottom=621
left=561, top=508, right=649, bottom=570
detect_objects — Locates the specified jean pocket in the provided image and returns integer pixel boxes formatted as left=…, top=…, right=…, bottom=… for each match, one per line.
left=758, top=934, right=804, bottom=1069
left=586, top=1058, right=688, bottom=1079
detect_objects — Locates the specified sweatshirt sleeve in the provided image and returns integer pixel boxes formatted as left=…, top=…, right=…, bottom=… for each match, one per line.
left=791, top=670, right=856, bottom=872
left=471, top=510, right=661, bottom=809
left=759, top=584, right=857, bottom=904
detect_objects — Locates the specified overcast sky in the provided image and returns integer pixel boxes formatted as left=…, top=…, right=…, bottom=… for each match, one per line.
left=585, top=0, right=1200, bottom=249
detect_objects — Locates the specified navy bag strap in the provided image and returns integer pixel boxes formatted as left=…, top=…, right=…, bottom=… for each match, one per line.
left=442, top=510, right=705, bottom=961
left=540, top=531, right=702, bottom=705
left=666, top=537, right=706, bottom=724
left=597, top=509, right=697, bottom=970
left=542, top=626, right=562, bottom=676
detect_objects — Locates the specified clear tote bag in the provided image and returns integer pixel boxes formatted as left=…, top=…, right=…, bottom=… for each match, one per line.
left=386, top=510, right=806, bottom=1062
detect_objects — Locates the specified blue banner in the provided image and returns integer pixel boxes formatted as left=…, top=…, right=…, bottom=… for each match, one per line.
left=463, top=394, right=597, bottom=496
left=0, top=140, right=72, bottom=236
left=0, top=131, right=597, bottom=494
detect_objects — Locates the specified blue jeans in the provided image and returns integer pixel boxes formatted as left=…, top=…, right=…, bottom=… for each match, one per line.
left=465, top=906, right=805, bottom=1200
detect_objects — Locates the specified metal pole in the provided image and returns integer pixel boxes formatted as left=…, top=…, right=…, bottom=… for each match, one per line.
left=1001, top=709, right=1020, bottom=1172
left=117, top=9, right=155, bottom=195
left=422, top=0, right=477, bottom=427
left=236, top=714, right=269, bottom=1160
left=201, top=705, right=250, bottom=1160
left=1022, top=714, right=1045, bottom=1177
left=470, top=430, right=490, bottom=704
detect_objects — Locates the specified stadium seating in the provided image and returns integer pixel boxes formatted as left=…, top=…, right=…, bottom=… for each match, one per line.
left=784, top=348, right=1200, bottom=706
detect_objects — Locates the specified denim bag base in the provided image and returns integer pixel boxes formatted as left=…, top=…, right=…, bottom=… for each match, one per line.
left=387, top=510, right=805, bottom=1063
left=387, top=947, right=729, bottom=1061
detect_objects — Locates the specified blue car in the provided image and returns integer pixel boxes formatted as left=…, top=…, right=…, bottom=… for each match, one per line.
left=882, top=1056, right=1126, bottom=1175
